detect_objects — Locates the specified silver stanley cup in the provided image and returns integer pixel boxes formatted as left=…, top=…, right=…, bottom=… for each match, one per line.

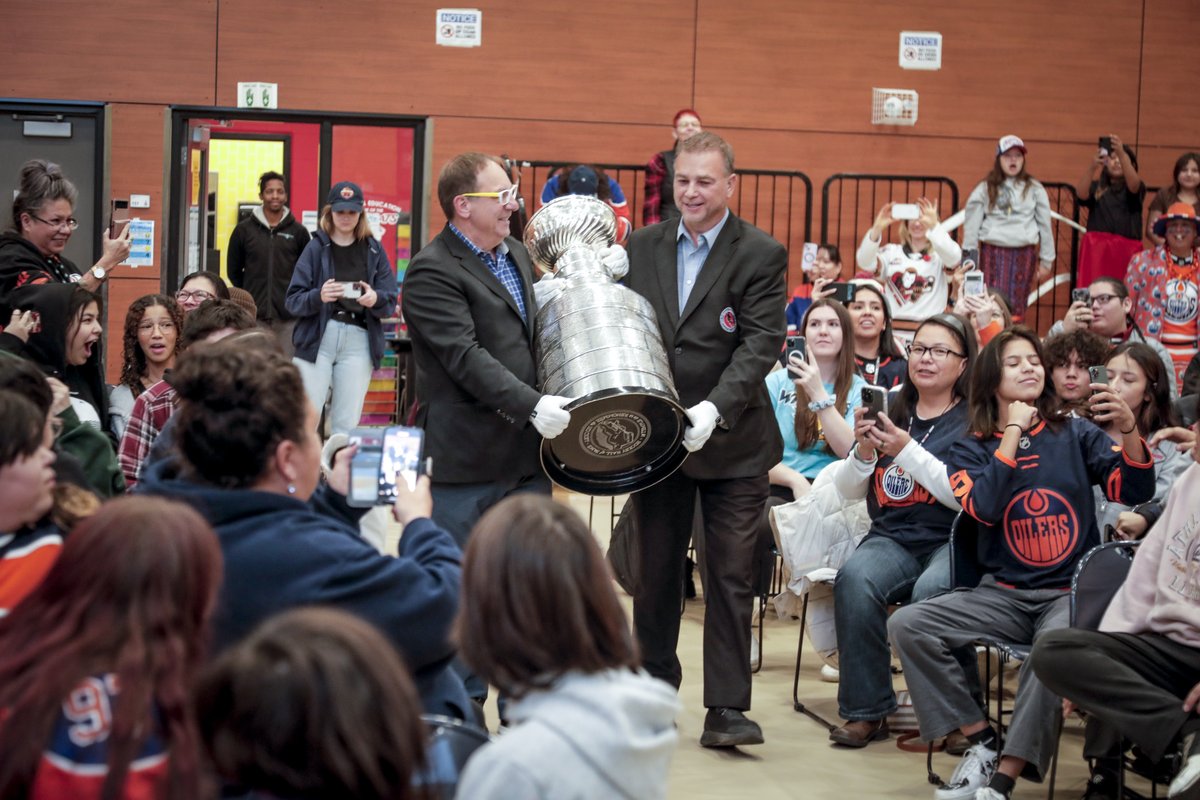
left=525, top=195, right=687, bottom=495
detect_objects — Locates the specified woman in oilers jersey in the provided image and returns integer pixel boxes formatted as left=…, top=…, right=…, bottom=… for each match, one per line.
left=886, top=327, right=1154, bottom=800
left=825, top=312, right=976, bottom=749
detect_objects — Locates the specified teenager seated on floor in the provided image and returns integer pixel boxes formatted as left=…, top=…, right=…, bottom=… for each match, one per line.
left=1029, top=396, right=1200, bottom=800
left=887, top=327, right=1155, bottom=800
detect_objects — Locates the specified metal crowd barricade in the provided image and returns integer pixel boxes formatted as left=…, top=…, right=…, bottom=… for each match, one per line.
left=512, top=160, right=813, bottom=291
left=819, top=174, right=960, bottom=266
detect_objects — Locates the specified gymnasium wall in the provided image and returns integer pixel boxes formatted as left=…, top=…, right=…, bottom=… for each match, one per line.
left=2, top=0, right=1196, bottom=375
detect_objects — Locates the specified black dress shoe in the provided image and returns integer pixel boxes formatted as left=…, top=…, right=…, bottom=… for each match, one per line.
left=700, top=707, right=764, bottom=748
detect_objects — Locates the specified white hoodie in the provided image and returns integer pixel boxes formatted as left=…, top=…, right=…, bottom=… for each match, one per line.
left=455, top=669, right=680, bottom=800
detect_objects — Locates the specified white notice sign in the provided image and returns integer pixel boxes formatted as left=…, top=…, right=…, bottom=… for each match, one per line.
left=899, top=31, right=942, bottom=71
left=122, top=219, right=155, bottom=268
left=237, top=82, right=279, bottom=109
left=436, top=8, right=482, bottom=47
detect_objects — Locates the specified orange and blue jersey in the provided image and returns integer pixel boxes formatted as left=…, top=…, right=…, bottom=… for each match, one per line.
left=947, top=417, right=1154, bottom=590
left=30, top=673, right=168, bottom=800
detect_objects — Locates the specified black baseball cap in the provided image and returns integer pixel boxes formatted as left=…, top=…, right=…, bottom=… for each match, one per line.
left=328, top=181, right=364, bottom=213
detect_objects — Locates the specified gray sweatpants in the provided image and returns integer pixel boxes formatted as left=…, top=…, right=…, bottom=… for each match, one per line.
left=887, top=576, right=1070, bottom=781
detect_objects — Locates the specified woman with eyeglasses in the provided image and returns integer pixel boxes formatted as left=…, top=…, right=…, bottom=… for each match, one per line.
left=108, top=294, right=183, bottom=439
left=888, top=327, right=1154, bottom=800
left=286, top=182, right=398, bottom=437
left=825, top=313, right=975, bottom=748
left=175, top=270, right=230, bottom=315
left=0, top=160, right=131, bottom=308
left=1054, top=276, right=1178, bottom=398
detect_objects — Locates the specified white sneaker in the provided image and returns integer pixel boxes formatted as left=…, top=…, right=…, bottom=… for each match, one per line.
left=933, top=742, right=998, bottom=800
left=974, top=788, right=1007, bottom=800
left=820, top=664, right=840, bottom=683
left=1170, top=732, right=1200, bottom=799
left=749, top=633, right=760, bottom=667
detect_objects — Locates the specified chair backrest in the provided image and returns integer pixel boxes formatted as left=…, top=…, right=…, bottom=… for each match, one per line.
left=1069, top=540, right=1140, bottom=630
left=948, top=511, right=982, bottom=590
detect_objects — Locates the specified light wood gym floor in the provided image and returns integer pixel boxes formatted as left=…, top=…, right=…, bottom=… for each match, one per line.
left=556, top=492, right=1103, bottom=800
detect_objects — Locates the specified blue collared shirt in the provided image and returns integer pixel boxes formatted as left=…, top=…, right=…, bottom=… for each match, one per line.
left=676, top=210, right=730, bottom=314
left=449, top=223, right=527, bottom=322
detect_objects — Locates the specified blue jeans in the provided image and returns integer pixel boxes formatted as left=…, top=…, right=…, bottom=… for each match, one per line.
left=834, top=535, right=951, bottom=721
left=294, top=321, right=373, bottom=437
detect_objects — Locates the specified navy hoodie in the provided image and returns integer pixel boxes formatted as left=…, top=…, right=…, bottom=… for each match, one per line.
left=136, top=458, right=471, bottom=719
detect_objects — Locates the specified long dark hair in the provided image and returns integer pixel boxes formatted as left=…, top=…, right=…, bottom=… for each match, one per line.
left=795, top=299, right=857, bottom=451
left=1108, top=342, right=1179, bottom=435
left=850, top=281, right=904, bottom=360
left=119, top=294, right=184, bottom=393
left=1160, top=152, right=1200, bottom=206
left=967, top=327, right=1063, bottom=436
left=457, top=495, right=639, bottom=700
left=0, top=497, right=221, bottom=800
left=984, top=155, right=1034, bottom=209
left=195, top=607, right=427, bottom=800
left=889, top=313, right=976, bottom=425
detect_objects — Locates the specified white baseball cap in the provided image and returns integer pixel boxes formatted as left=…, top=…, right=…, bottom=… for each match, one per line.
left=997, top=135, right=1027, bottom=156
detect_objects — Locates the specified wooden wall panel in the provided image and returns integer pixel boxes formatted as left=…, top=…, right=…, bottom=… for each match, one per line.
left=694, top=0, right=1141, bottom=145
left=214, top=0, right=696, bottom=123
left=0, top=1, right=217, bottom=104
left=1137, top=0, right=1200, bottom=171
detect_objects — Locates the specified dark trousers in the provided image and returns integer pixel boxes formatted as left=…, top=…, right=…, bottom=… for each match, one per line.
left=632, top=468, right=767, bottom=710
left=1031, top=628, right=1200, bottom=763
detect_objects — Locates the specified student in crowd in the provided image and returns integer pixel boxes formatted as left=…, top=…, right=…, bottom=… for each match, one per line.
left=962, top=135, right=1056, bottom=322
left=6, top=283, right=108, bottom=433
left=456, top=495, right=679, bottom=799
left=767, top=299, right=867, bottom=498
left=847, top=280, right=907, bottom=388
left=856, top=198, right=962, bottom=342
left=1093, top=342, right=1189, bottom=538
left=540, top=164, right=633, bottom=244
left=1126, top=203, right=1200, bottom=391
left=137, top=340, right=470, bottom=719
left=195, top=607, right=429, bottom=800
left=0, top=496, right=221, bottom=800
left=1076, top=134, right=1145, bottom=285
left=287, top=181, right=399, bottom=437
left=108, top=294, right=182, bottom=439
left=0, top=159, right=130, bottom=305
left=1042, top=328, right=1112, bottom=418
left=0, top=390, right=61, bottom=615
left=643, top=108, right=702, bottom=226
left=786, top=243, right=842, bottom=330
left=825, top=313, right=975, bottom=748
left=118, top=300, right=256, bottom=488
left=1029, top=403, right=1200, bottom=799
left=888, top=327, right=1155, bottom=800
left=1051, top=276, right=1177, bottom=397
left=226, top=170, right=311, bottom=354
left=174, top=270, right=230, bottom=315
left=1145, top=151, right=1200, bottom=246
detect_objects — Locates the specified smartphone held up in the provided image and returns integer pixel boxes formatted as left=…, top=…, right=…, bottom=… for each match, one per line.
left=347, top=426, right=426, bottom=507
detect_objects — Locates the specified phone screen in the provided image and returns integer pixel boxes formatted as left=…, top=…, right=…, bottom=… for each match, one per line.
left=347, top=428, right=385, bottom=507
left=963, top=272, right=986, bottom=297
left=380, top=426, right=424, bottom=500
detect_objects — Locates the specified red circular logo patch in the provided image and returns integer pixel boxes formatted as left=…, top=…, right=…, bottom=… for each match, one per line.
left=1002, top=488, right=1079, bottom=568
left=340, top=186, right=355, bottom=199
left=719, top=307, right=737, bottom=333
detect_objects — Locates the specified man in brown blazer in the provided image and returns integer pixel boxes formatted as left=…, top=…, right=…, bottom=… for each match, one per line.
left=625, top=131, right=787, bottom=747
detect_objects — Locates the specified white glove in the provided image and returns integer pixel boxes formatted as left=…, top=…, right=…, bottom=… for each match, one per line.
left=682, top=400, right=720, bottom=452
left=532, top=271, right=565, bottom=307
left=599, top=244, right=629, bottom=281
left=531, top=395, right=572, bottom=439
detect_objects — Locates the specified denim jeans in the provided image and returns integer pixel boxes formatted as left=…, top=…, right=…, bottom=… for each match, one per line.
left=294, top=320, right=373, bottom=437
left=833, top=535, right=951, bottom=721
